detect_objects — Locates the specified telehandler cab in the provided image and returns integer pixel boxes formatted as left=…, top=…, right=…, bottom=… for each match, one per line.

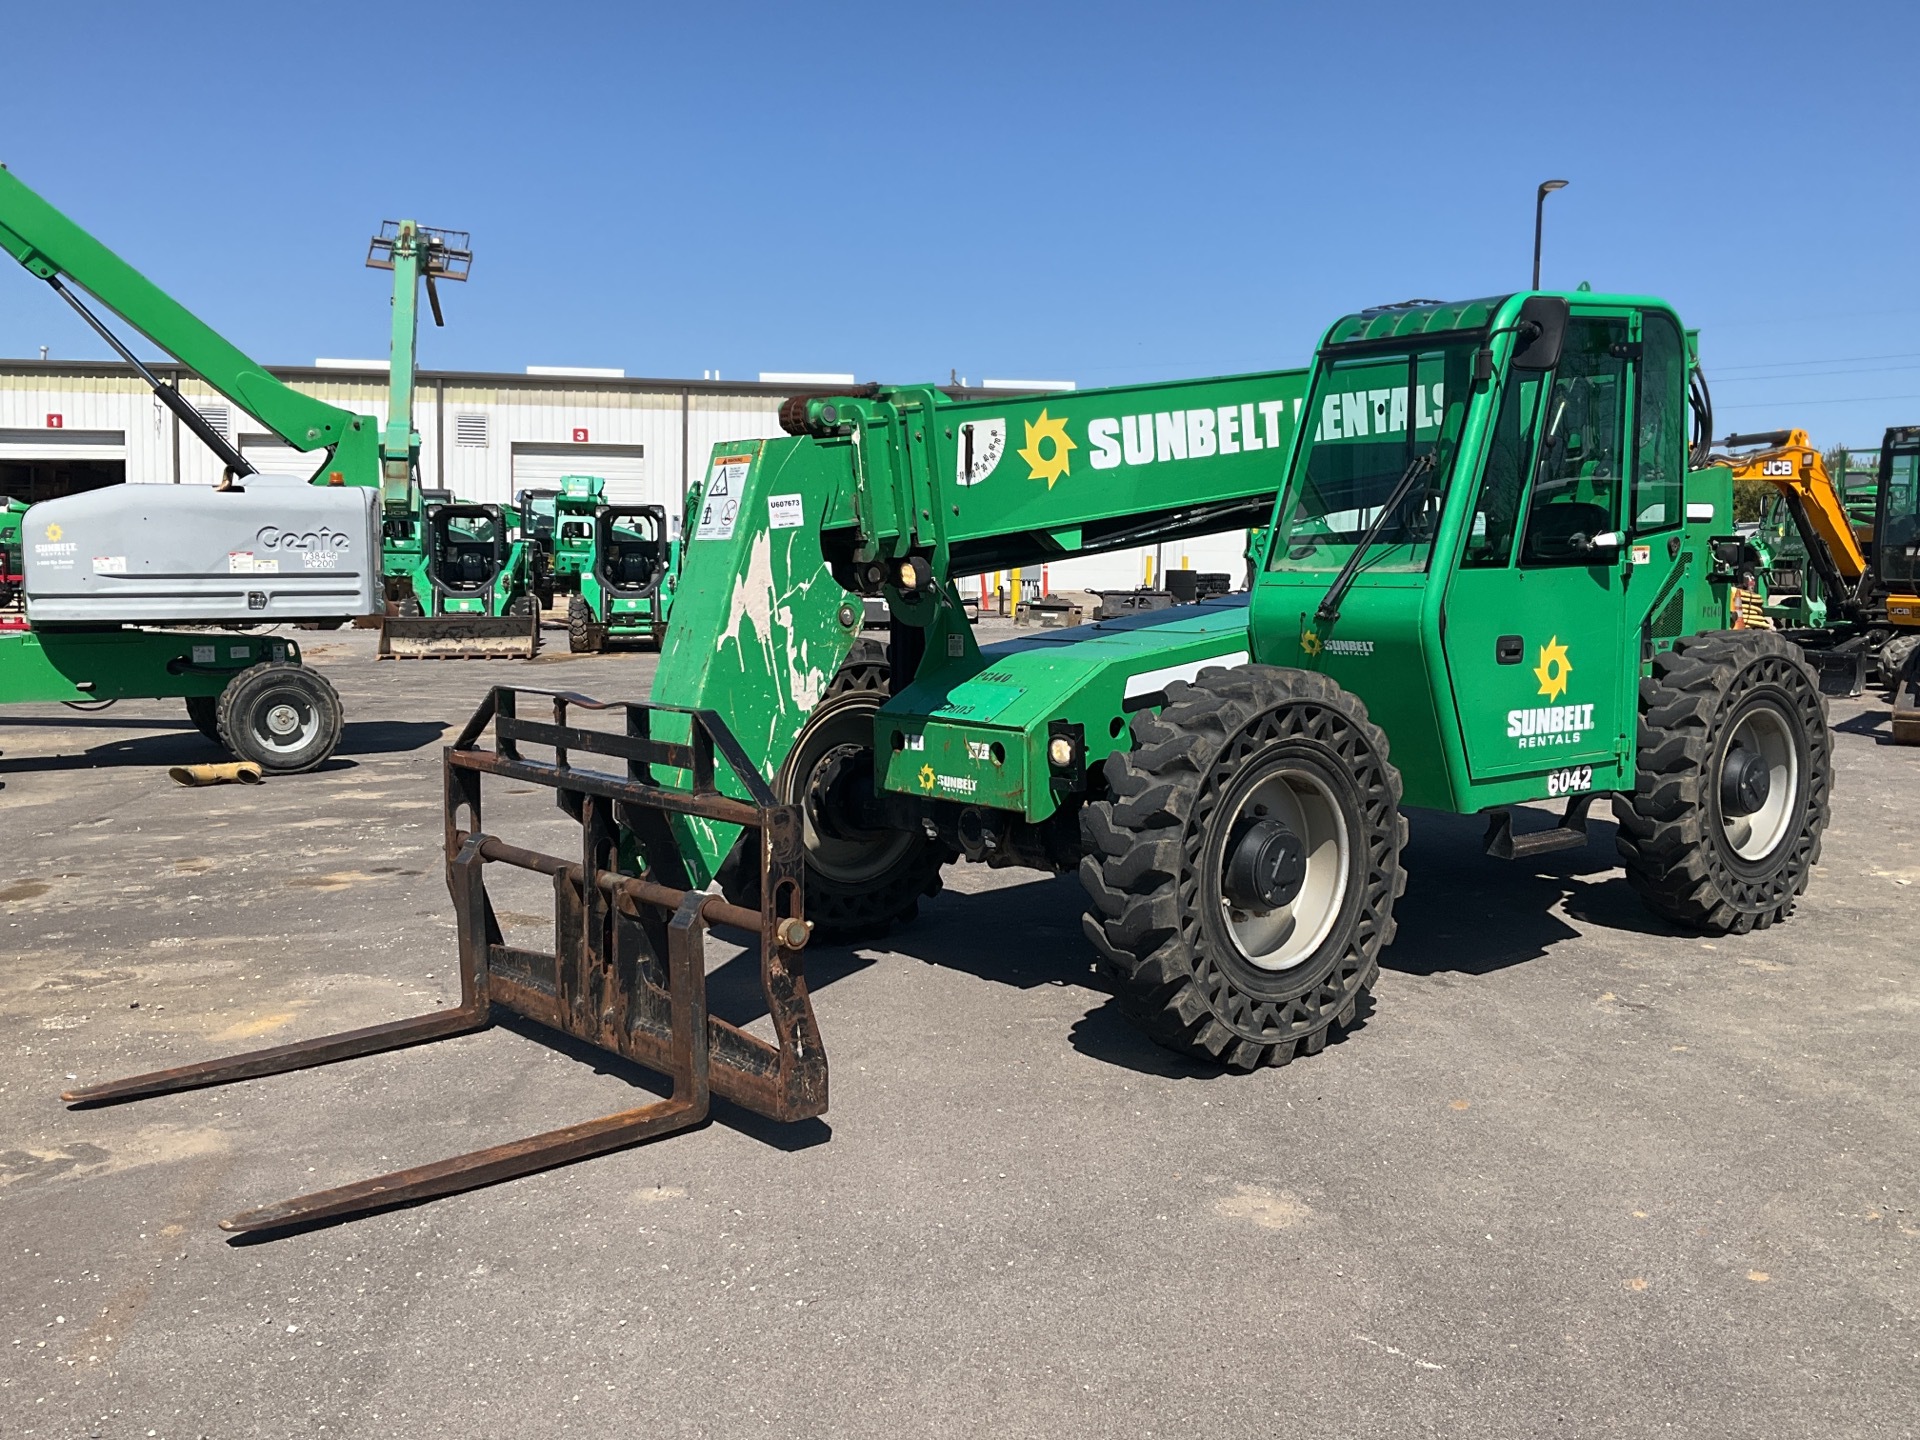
left=67, top=292, right=1835, bottom=1229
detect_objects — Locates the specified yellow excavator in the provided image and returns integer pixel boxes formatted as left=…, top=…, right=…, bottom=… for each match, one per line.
left=1720, top=427, right=1920, bottom=741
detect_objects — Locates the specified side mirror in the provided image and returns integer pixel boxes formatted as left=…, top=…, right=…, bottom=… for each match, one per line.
left=1510, top=295, right=1570, bottom=372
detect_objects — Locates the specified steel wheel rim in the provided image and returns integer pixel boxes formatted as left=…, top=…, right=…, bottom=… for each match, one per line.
left=251, top=689, right=319, bottom=755
left=1722, top=703, right=1797, bottom=861
left=1219, top=766, right=1351, bottom=971
left=791, top=702, right=916, bottom=884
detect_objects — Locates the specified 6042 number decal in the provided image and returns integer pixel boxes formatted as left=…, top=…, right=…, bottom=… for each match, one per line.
left=1546, top=765, right=1593, bottom=797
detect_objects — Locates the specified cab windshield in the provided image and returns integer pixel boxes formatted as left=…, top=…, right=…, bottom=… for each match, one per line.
left=1883, top=438, right=1920, bottom=590
left=1269, top=340, right=1476, bottom=573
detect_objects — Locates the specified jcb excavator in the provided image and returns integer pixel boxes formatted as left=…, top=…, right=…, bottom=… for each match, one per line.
left=1718, top=427, right=1919, bottom=738
left=70, top=291, right=1840, bottom=1233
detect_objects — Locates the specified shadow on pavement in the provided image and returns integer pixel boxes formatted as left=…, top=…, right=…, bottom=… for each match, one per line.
left=0, top=717, right=446, bottom=775
left=1834, top=709, right=1893, bottom=744
left=0, top=713, right=190, bottom=730
left=1381, top=806, right=1675, bottom=980
left=334, top=719, right=450, bottom=755
left=737, top=805, right=1678, bottom=1078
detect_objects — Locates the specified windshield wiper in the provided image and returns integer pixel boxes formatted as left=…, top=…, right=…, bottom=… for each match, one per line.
left=1313, top=451, right=1436, bottom=625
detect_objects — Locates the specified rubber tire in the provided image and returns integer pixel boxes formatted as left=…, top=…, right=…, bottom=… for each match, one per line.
left=508, top=593, right=538, bottom=619
left=396, top=594, right=424, bottom=618
left=1615, top=630, right=1830, bottom=934
left=184, top=694, right=221, bottom=744
left=214, top=662, right=343, bottom=774
left=827, top=638, right=890, bottom=698
left=1879, top=633, right=1920, bottom=705
left=567, top=595, right=604, bottom=654
left=1080, top=664, right=1407, bottom=1071
left=718, top=638, right=949, bottom=941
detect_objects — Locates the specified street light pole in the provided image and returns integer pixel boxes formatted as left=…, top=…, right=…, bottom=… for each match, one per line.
left=1532, top=179, right=1568, bottom=290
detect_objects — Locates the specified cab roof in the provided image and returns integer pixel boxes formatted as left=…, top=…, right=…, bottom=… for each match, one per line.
left=1324, top=291, right=1678, bottom=349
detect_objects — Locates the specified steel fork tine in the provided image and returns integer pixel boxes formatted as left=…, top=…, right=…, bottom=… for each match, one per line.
left=219, top=1095, right=706, bottom=1233
left=62, top=1006, right=489, bottom=1107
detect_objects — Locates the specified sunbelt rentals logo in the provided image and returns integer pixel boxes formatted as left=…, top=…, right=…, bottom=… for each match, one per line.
left=1508, top=636, right=1594, bottom=748
left=1018, top=410, right=1075, bottom=489
left=966, top=394, right=1304, bottom=491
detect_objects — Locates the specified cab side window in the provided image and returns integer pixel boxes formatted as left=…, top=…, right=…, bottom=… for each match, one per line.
left=1520, top=317, right=1629, bottom=566
left=1460, top=375, right=1542, bottom=568
left=1632, top=315, right=1686, bottom=534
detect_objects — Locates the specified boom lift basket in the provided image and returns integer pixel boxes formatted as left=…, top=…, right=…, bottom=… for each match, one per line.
left=63, top=687, right=825, bottom=1233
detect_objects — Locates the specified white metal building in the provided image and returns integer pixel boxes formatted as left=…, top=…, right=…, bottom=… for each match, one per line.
left=0, top=360, right=1252, bottom=592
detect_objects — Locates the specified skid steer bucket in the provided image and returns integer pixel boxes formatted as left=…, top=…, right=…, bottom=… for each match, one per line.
left=63, top=686, right=824, bottom=1233
left=1894, top=658, right=1920, bottom=745
left=377, top=612, right=542, bottom=659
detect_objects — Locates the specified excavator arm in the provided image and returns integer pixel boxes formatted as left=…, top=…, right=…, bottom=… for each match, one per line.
left=0, top=165, right=374, bottom=486
left=1721, top=429, right=1870, bottom=615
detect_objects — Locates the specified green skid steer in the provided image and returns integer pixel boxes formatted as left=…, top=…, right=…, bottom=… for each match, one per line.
left=566, top=503, right=676, bottom=652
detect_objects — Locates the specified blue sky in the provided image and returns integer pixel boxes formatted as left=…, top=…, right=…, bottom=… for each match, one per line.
left=3, top=0, right=1914, bottom=450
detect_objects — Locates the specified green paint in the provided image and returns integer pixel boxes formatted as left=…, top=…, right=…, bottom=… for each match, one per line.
left=0, top=628, right=298, bottom=704
left=651, top=369, right=1310, bottom=879
left=1255, top=293, right=1733, bottom=813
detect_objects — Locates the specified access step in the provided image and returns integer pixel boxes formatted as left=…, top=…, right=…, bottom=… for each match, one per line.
left=1483, top=793, right=1598, bottom=860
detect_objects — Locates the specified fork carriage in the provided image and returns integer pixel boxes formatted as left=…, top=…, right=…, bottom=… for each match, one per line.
left=64, top=686, right=824, bottom=1233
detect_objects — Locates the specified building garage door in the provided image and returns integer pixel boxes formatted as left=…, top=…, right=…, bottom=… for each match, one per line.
left=0, top=428, right=127, bottom=502
left=511, top=443, right=647, bottom=507
left=239, top=434, right=325, bottom=481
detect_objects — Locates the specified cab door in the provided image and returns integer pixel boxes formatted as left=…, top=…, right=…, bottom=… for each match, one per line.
left=1440, top=311, right=1636, bottom=783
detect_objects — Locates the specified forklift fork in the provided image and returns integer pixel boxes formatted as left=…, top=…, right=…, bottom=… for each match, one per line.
left=63, top=687, right=824, bottom=1233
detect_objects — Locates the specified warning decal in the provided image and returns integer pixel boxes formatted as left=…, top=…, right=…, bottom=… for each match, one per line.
left=697, top=456, right=752, bottom=542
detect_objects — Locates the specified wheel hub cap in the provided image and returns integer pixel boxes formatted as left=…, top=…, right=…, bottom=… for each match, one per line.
left=266, top=703, right=301, bottom=737
left=1224, top=819, right=1307, bottom=910
left=1720, top=745, right=1771, bottom=816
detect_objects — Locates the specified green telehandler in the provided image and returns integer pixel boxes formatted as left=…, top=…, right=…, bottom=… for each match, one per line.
left=546, top=473, right=607, bottom=594
left=364, top=223, right=542, bottom=659
left=653, top=291, right=1830, bottom=1063
left=65, top=292, right=1836, bottom=1231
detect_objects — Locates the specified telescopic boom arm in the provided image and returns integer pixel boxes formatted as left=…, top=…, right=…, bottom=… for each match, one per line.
left=0, top=165, right=366, bottom=482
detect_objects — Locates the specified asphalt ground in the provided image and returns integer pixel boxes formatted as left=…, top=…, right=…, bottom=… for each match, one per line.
left=0, top=621, right=1914, bottom=1439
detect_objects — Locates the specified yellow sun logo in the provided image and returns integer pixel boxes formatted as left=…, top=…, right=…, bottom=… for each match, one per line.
left=1535, top=636, right=1573, bottom=701
left=917, top=763, right=936, bottom=793
left=44, top=523, right=62, bottom=541
left=1017, top=409, right=1075, bottom=489
left=1299, top=630, right=1322, bottom=656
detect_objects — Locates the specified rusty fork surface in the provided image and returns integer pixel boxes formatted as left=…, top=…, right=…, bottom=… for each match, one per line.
left=64, top=687, right=824, bottom=1233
